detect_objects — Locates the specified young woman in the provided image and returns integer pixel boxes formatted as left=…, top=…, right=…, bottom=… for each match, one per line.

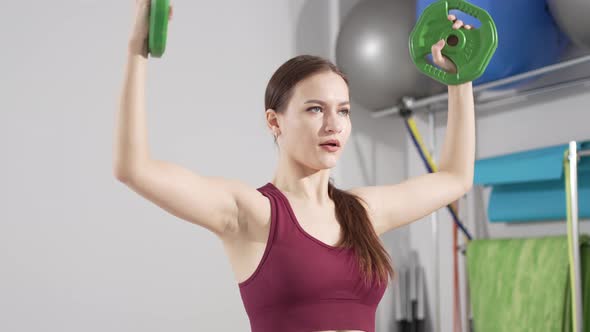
left=114, top=1, right=474, bottom=331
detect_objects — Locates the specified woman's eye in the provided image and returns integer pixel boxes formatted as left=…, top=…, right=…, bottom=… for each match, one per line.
left=307, top=107, right=349, bottom=115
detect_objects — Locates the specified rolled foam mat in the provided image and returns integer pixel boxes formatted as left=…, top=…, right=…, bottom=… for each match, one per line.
left=473, top=141, right=590, bottom=222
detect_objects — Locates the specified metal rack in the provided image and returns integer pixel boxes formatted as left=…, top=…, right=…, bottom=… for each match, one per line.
left=390, top=52, right=590, bottom=330
left=370, top=53, right=590, bottom=118
left=423, top=143, right=587, bottom=332
left=568, top=142, right=589, bottom=332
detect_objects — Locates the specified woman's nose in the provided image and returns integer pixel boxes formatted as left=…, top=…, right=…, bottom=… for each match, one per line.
left=325, top=117, right=344, bottom=133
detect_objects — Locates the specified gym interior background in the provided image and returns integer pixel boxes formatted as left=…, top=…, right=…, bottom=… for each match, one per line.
left=2, top=0, right=589, bottom=331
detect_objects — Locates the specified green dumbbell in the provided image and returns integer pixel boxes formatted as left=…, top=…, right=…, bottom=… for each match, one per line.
left=148, top=0, right=170, bottom=58
left=409, top=0, right=498, bottom=85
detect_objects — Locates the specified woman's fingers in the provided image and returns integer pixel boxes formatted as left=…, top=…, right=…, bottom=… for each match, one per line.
left=448, top=14, right=474, bottom=30
left=432, top=39, right=445, bottom=60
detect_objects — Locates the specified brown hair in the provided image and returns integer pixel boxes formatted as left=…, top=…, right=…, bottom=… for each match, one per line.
left=264, top=55, right=394, bottom=287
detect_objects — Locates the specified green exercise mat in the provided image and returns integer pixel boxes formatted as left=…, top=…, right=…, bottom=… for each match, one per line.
left=466, top=235, right=590, bottom=332
left=563, top=238, right=590, bottom=332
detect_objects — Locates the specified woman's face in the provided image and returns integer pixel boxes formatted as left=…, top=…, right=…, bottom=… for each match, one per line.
left=273, top=71, right=351, bottom=171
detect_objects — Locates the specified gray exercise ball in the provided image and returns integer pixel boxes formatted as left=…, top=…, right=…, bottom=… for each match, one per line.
left=336, top=0, right=442, bottom=110
left=547, top=0, right=590, bottom=49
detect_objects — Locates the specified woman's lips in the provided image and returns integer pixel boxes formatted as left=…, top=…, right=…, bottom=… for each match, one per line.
left=320, top=144, right=339, bottom=152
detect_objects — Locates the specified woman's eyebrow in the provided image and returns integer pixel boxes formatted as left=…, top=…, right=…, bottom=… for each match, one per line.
left=304, top=99, right=350, bottom=106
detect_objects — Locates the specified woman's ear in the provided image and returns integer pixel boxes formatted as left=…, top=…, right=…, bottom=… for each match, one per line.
left=265, top=109, right=281, bottom=135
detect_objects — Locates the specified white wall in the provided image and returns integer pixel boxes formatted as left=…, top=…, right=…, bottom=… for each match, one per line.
left=1, top=0, right=407, bottom=331
left=1, top=1, right=310, bottom=331
left=5, top=1, right=587, bottom=332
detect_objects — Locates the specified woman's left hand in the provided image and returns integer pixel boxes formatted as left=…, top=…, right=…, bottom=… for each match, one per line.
left=431, top=14, right=473, bottom=74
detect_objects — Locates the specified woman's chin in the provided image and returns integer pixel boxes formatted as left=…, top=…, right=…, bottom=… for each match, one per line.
left=317, top=157, right=339, bottom=169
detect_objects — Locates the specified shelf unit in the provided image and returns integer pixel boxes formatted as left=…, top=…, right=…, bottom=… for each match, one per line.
left=387, top=52, right=590, bottom=331
left=370, top=53, right=590, bottom=117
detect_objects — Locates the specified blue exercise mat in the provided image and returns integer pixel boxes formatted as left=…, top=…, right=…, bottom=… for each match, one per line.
left=474, top=141, right=590, bottom=222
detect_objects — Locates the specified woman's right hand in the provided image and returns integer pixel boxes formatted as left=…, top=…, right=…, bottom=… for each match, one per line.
left=128, top=0, right=173, bottom=57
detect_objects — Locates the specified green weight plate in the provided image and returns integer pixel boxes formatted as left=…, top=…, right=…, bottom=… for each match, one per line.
left=409, top=0, right=498, bottom=85
left=149, top=0, right=170, bottom=58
